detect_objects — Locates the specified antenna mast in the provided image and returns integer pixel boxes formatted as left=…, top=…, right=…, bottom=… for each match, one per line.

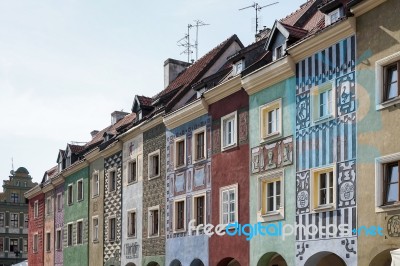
left=11, top=157, right=14, bottom=172
left=239, top=2, right=279, bottom=34
left=191, top=20, right=209, bottom=60
left=177, top=24, right=194, bottom=63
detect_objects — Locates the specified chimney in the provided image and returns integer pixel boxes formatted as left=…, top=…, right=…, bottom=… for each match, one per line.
left=255, top=27, right=271, bottom=41
left=90, top=130, right=99, bottom=138
left=111, top=111, right=129, bottom=125
left=164, top=58, right=191, bottom=88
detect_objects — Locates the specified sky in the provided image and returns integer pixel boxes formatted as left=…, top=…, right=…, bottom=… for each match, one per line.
left=0, top=0, right=306, bottom=184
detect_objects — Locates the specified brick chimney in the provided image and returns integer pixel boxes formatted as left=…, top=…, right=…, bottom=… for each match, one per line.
left=164, top=58, right=191, bottom=88
left=111, top=111, right=129, bottom=125
left=90, top=130, right=99, bottom=138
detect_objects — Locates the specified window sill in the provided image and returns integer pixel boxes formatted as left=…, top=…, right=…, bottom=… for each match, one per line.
left=174, top=164, right=186, bottom=171
left=77, top=199, right=84, bottom=202
left=222, top=143, right=238, bottom=152
left=376, top=96, right=400, bottom=111
left=193, top=157, right=207, bottom=164
left=127, top=180, right=138, bottom=186
left=148, top=234, right=159, bottom=239
left=173, top=229, right=186, bottom=234
left=67, top=203, right=73, bottom=206
left=313, top=115, right=335, bottom=125
left=148, top=175, right=161, bottom=180
left=92, top=240, right=99, bottom=244
left=91, top=194, right=99, bottom=199
left=127, top=235, right=137, bottom=239
left=261, top=131, right=281, bottom=143
left=312, top=204, right=335, bottom=212
left=376, top=202, right=400, bottom=213
left=258, top=209, right=284, bottom=222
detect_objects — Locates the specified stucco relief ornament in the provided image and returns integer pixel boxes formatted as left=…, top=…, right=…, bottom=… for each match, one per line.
left=339, top=181, right=355, bottom=201
left=267, top=149, right=276, bottom=169
left=387, top=215, right=400, bottom=237
left=297, top=191, right=309, bottom=208
left=297, top=101, right=307, bottom=121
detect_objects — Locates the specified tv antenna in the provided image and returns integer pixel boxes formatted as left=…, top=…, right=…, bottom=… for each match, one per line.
left=177, top=20, right=209, bottom=63
left=239, top=2, right=279, bottom=34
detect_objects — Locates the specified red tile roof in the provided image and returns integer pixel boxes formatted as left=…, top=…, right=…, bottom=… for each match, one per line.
left=154, top=35, right=242, bottom=101
left=137, top=95, right=152, bottom=107
left=303, top=11, right=325, bottom=32
left=280, top=0, right=315, bottom=26
left=281, top=23, right=309, bottom=39
left=69, top=144, right=85, bottom=154
left=46, top=166, right=58, bottom=179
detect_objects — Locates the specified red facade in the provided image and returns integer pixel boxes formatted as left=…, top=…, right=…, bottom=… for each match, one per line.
left=28, top=193, right=45, bottom=266
left=209, top=89, right=250, bottom=266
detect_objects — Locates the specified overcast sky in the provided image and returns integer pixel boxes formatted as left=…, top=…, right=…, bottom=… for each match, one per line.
left=0, top=0, right=306, bottom=184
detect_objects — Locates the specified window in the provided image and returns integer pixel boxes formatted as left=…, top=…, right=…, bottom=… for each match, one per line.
left=311, top=82, right=335, bottom=122
left=376, top=53, right=400, bottom=109
left=57, top=193, right=63, bottom=211
left=92, top=172, right=99, bottom=197
left=46, top=197, right=52, bottom=215
left=311, top=166, right=336, bottom=211
left=128, top=211, right=136, bottom=237
left=10, top=213, right=19, bottom=228
left=46, top=232, right=51, bottom=252
left=77, top=180, right=83, bottom=201
left=148, top=207, right=159, bottom=237
left=77, top=220, right=83, bottom=244
left=33, top=234, right=38, bottom=253
left=56, top=229, right=62, bottom=250
left=260, top=99, right=282, bottom=140
left=148, top=150, right=160, bottom=179
left=109, top=218, right=116, bottom=241
left=11, top=193, right=19, bottom=203
left=34, top=200, right=39, bottom=218
left=383, top=162, right=399, bottom=205
left=263, top=180, right=281, bottom=213
left=235, top=60, right=243, bottom=74
left=24, top=214, right=28, bottom=228
left=0, top=237, right=3, bottom=252
left=92, top=217, right=99, bottom=242
left=67, top=223, right=73, bottom=246
left=174, top=137, right=186, bottom=168
left=220, top=184, right=238, bottom=225
left=258, top=170, right=285, bottom=222
left=276, top=45, right=283, bottom=59
left=10, top=238, right=18, bottom=253
left=325, top=8, right=341, bottom=26
left=109, top=170, right=116, bottom=192
left=23, top=238, right=28, bottom=253
left=384, top=61, right=400, bottom=101
left=193, top=194, right=206, bottom=226
left=221, top=111, right=237, bottom=150
left=67, top=184, right=73, bottom=205
left=193, top=127, right=206, bottom=162
left=0, top=213, right=4, bottom=227
left=174, top=199, right=186, bottom=232
left=128, top=161, right=137, bottom=184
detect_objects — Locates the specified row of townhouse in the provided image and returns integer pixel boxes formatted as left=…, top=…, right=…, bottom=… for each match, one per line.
left=25, top=0, right=400, bottom=265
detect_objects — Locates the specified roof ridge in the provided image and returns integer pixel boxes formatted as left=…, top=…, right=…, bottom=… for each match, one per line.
left=280, top=0, right=315, bottom=25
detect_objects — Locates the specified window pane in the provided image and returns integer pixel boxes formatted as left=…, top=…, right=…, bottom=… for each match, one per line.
left=276, top=195, right=281, bottom=210
left=387, top=183, right=399, bottom=203
left=276, top=181, right=281, bottom=195
left=386, top=66, right=398, bottom=100
left=388, top=165, right=399, bottom=183
left=267, top=183, right=274, bottom=196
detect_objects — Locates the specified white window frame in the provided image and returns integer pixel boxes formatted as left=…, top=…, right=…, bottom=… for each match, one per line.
left=67, top=184, right=73, bottom=205
left=10, top=213, right=19, bottom=228
left=92, top=216, right=99, bottom=242
left=23, top=238, right=28, bottom=253
left=45, top=231, right=51, bottom=252
left=128, top=159, right=138, bottom=184
left=311, top=81, right=336, bottom=124
left=24, top=214, right=29, bottom=228
left=192, top=192, right=207, bottom=226
left=259, top=98, right=282, bottom=141
left=108, top=168, right=117, bottom=193
left=174, top=135, right=186, bottom=169
left=55, top=228, right=62, bottom=251
left=173, top=197, right=186, bottom=233
left=77, top=179, right=84, bottom=202
left=221, top=111, right=238, bottom=151
left=33, top=233, right=38, bottom=253
left=258, top=169, right=285, bottom=222
left=57, top=193, right=63, bottom=211
left=67, top=223, right=73, bottom=246
left=92, top=171, right=100, bottom=197
left=76, top=219, right=83, bottom=245
left=234, top=60, right=244, bottom=75
left=310, top=165, right=336, bottom=212
left=127, top=209, right=137, bottom=238
left=148, top=205, right=160, bottom=238
left=219, top=184, right=238, bottom=226
left=148, top=150, right=161, bottom=179
left=192, top=126, right=207, bottom=162
left=325, top=8, right=341, bottom=26
left=375, top=152, right=400, bottom=212
left=34, top=200, right=39, bottom=218
left=376, top=51, right=400, bottom=110
left=108, top=216, right=116, bottom=242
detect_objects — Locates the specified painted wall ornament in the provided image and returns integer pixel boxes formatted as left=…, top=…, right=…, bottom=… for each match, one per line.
left=387, top=215, right=400, bottom=237
left=296, top=171, right=310, bottom=214
left=337, top=160, right=356, bottom=207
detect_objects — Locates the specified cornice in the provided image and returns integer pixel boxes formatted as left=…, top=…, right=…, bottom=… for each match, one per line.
left=51, top=174, right=64, bottom=187
left=84, top=148, right=100, bottom=163
left=163, top=98, right=208, bottom=130
left=241, top=56, right=295, bottom=95
left=350, top=0, right=387, bottom=17
left=42, top=183, right=54, bottom=194
left=203, top=75, right=241, bottom=105
left=62, top=160, right=89, bottom=178
left=24, top=185, right=42, bottom=199
left=118, top=124, right=142, bottom=142
left=287, top=17, right=356, bottom=63
left=101, top=141, right=123, bottom=158
left=140, top=115, right=163, bottom=132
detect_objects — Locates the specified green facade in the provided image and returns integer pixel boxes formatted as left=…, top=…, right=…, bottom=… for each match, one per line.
left=249, top=78, right=296, bottom=266
left=63, top=166, right=89, bottom=266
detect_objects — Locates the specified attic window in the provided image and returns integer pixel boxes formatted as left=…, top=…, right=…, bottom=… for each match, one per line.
left=197, top=87, right=206, bottom=99
left=325, top=8, right=341, bottom=26
left=235, top=60, right=244, bottom=75
left=276, top=46, right=283, bottom=59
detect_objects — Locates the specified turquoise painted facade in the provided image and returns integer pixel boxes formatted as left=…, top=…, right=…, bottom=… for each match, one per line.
left=249, top=77, right=297, bottom=266
left=63, top=166, right=90, bottom=266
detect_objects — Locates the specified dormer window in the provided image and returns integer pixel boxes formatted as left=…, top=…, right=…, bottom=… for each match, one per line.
left=196, top=87, right=206, bottom=99
left=235, top=60, right=244, bottom=75
left=273, top=44, right=286, bottom=61
left=325, top=8, right=342, bottom=26
left=58, top=163, right=63, bottom=172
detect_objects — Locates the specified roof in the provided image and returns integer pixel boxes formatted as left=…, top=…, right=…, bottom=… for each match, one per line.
left=68, top=144, right=85, bottom=154
left=280, top=0, right=316, bottom=26
left=46, top=166, right=58, bottom=179
left=137, top=95, right=152, bottom=107
left=281, top=23, right=309, bottom=39
left=154, top=34, right=243, bottom=101
left=15, top=167, right=29, bottom=175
